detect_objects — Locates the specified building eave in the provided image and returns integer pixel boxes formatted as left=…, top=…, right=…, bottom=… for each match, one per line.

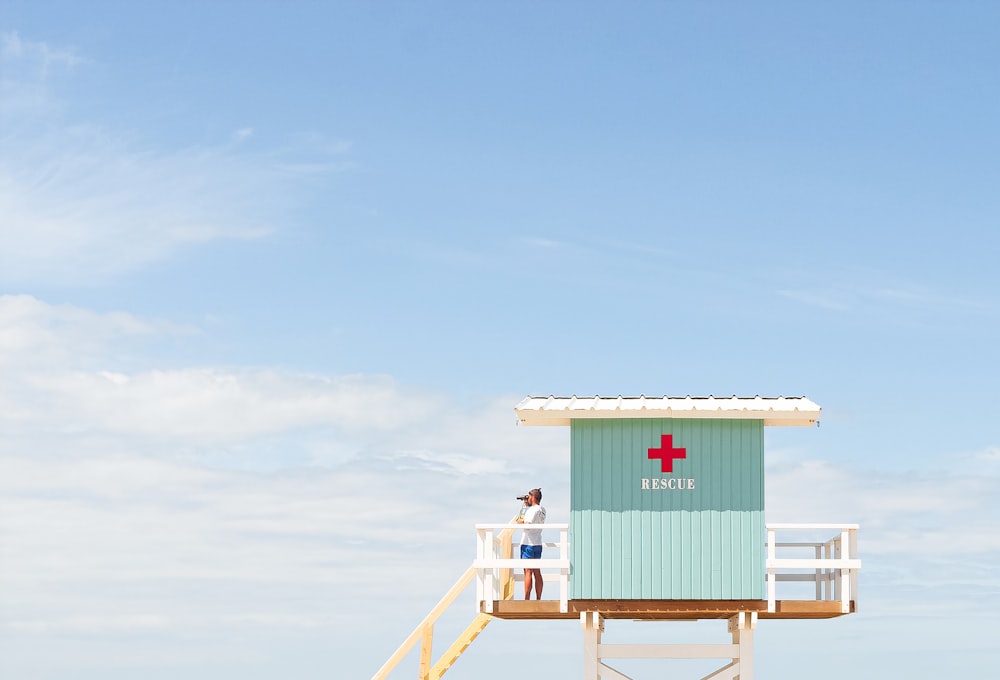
left=514, top=395, right=821, bottom=427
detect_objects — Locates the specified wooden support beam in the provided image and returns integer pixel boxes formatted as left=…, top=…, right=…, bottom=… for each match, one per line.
left=428, top=614, right=493, bottom=680
left=700, top=661, right=739, bottom=680
left=597, top=662, right=634, bottom=680
left=371, top=567, right=476, bottom=680
left=598, top=643, right=740, bottom=659
left=499, top=529, right=514, bottom=601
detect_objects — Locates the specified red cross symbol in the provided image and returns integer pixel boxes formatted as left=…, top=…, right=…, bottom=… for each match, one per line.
left=648, top=434, right=686, bottom=473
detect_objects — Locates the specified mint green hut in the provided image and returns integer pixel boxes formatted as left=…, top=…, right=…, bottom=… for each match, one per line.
left=515, top=395, right=820, bottom=602
left=374, top=394, right=860, bottom=680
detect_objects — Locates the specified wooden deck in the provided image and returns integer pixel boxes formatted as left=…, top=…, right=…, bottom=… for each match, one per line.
left=483, top=599, right=855, bottom=620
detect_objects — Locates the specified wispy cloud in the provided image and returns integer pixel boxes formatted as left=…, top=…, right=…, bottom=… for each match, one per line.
left=1, top=30, right=82, bottom=76
left=0, top=34, right=353, bottom=286
left=518, top=236, right=566, bottom=249
left=872, top=286, right=989, bottom=311
left=776, top=288, right=851, bottom=311
left=0, top=122, right=279, bottom=285
left=232, top=127, right=254, bottom=142
left=592, top=238, right=674, bottom=257
left=777, top=279, right=990, bottom=315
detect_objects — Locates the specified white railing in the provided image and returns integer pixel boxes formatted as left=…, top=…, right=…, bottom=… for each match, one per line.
left=766, top=523, right=860, bottom=614
left=474, top=523, right=570, bottom=613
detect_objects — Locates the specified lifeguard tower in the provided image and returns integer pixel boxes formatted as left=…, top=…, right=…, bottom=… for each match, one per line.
left=373, top=395, right=860, bottom=680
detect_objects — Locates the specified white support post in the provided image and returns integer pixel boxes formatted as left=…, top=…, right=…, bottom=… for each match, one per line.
left=728, top=612, right=755, bottom=680
left=581, top=612, right=603, bottom=680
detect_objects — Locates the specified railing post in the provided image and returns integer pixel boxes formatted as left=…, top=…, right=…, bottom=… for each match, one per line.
left=486, top=527, right=496, bottom=612
left=823, top=539, right=833, bottom=600
left=475, top=526, right=495, bottom=614
left=814, top=544, right=822, bottom=601
left=766, top=527, right=776, bottom=613
left=560, top=526, right=569, bottom=613
left=840, top=528, right=851, bottom=613
left=849, top=528, right=859, bottom=613
left=475, top=528, right=482, bottom=610
left=833, top=533, right=842, bottom=608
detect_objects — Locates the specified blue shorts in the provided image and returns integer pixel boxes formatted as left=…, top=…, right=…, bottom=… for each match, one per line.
left=520, top=545, right=542, bottom=560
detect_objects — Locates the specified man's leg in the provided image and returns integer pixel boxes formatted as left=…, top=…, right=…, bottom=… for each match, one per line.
left=523, top=569, right=533, bottom=599
left=532, top=568, right=543, bottom=599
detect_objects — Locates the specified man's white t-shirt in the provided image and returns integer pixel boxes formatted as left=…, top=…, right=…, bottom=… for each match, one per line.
left=520, top=504, right=547, bottom=546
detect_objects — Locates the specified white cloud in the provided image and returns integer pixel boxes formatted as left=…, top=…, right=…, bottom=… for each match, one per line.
left=2, top=295, right=994, bottom=677
left=979, top=446, right=1000, bottom=460
left=0, top=297, right=567, bottom=659
left=31, top=368, right=376, bottom=437
left=766, top=452, right=1000, bottom=566
left=0, top=294, right=192, bottom=369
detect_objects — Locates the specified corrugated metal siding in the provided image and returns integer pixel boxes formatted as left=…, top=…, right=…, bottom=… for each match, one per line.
left=569, top=418, right=764, bottom=599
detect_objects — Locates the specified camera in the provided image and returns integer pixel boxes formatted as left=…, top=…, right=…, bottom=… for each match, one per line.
left=516, top=495, right=529, bottom=501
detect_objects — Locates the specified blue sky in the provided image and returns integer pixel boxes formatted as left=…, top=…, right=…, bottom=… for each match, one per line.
left=1, top=2, right=998, bottom=678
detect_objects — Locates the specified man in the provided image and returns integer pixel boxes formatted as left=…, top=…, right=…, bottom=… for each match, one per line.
left=515, top=488, right=546, bottom=600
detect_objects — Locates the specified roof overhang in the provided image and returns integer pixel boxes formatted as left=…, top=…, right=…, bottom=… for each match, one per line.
left=515, top=395, right=821, bottom=427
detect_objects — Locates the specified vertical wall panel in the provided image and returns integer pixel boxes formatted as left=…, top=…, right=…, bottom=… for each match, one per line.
left=570, top=418, right=765, bottom=600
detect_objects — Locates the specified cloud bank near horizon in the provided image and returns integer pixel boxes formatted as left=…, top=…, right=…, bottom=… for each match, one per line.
left=1, top=295, right=996, bottom=653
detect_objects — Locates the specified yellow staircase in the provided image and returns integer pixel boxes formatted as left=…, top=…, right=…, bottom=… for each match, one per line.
left=371, top=527, right=516, bottom=680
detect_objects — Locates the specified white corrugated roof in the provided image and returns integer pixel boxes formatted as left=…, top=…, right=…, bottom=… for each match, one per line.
left=515, top=395, right=820, bottom=427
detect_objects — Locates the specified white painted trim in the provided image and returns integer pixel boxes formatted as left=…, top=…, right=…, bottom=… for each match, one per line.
left=765, top=558, right=861, bottom=569
left=473, top=558, right=569, bottom=569
left=598, top=643, right=739, bottom=659
left=515, top=395, right=820, bottom=427
left=768, top=523, right=859, bottom=530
